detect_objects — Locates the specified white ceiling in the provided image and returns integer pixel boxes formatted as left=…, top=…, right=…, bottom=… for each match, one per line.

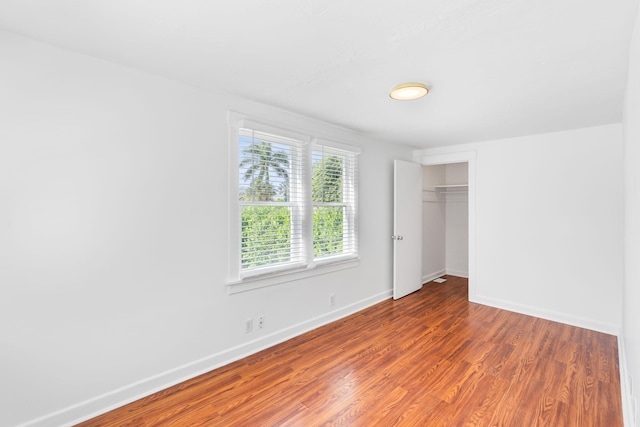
left=0, top=0, right=637, bottom=148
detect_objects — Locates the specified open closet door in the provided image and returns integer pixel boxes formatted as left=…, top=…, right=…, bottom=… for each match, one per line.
left=393, top=160, right=423, bottom=299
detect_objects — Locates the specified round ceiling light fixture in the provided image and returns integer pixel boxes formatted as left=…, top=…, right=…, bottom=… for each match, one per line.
left=389, top=82, right=429, bottom=100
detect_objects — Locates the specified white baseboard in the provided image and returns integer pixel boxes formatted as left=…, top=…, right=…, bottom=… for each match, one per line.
left=445, top=268, right=468, bottom=278
left=471, top=294, right=620, bottom=335
left=422, top=269, right=446, bottom=284
left=618, top=334, right=636, bottom=427
left=21, top=290, right=392, bottom=427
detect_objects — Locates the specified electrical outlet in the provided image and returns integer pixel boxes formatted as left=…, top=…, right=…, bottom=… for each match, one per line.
left=258, top=315, right=265, bottom=329
left=245, top=318, right=253, bottom=333
left=329, top=293, right=335, bottom=308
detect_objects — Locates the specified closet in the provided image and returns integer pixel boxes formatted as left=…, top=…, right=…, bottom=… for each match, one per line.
left=422, top=162, right=469, bottom=282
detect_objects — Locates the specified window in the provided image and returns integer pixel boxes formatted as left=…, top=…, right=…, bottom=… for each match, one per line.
left=238, top=129, right=305, bottom=272
left=229, top=113, right=359, bottom=287
left=311, top=144, right=358, bottom=261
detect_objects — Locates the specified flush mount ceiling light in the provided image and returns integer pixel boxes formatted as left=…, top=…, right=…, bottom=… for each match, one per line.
left=389, top=82, right=429, bottom=100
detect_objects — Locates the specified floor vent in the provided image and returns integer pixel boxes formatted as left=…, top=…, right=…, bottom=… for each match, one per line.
left=433, top=277, right=447, bottom=284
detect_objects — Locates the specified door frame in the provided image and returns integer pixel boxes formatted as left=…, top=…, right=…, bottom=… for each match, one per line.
left=414, top=151, right=477, bottom=303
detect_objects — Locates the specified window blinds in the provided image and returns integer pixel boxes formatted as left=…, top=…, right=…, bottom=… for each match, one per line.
left=238, top=128, right=305, bottom=272
left=237, top=126, right=359, bottom=277
left=311, top=144, right=358, bottom=261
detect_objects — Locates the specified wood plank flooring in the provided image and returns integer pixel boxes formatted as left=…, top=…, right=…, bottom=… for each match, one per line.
left=77, top=276, right=622, bottom=426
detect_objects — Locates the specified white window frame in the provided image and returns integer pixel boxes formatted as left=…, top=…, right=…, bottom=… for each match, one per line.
left=227, top=112, right=360, bottom=294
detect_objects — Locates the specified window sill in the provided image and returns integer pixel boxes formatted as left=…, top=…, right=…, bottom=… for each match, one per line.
left=226, top=257, right=360, bottom=295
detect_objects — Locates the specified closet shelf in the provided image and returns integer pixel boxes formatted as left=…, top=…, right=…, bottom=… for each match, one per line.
left=432, top=184, right=468, bottom=194
left=434, top=184, right=468, bottom=189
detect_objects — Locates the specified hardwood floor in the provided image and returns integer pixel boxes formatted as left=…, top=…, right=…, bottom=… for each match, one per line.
left=77, top=276, right=622, bottom=426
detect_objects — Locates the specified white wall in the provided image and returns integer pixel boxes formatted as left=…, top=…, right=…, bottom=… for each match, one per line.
left=444, top=163, right=468, bottom=277
left=622, top=2, right=640, bottom=425
left=416, top=124, right=624, bottom=334
left=0, top=31, right=414, bottom=427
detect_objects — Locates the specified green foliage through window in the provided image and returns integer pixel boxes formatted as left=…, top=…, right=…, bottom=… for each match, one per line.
left=313, top=206, right=344, bottom=257
left=241, top=206, right=291, bottom=269
left=312, top=155, right=343, bottom=203
left=312, top=153, right=345, bottom=257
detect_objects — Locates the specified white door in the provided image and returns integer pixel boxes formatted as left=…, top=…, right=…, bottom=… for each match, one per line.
left=393, top=160, right=423, bottom=299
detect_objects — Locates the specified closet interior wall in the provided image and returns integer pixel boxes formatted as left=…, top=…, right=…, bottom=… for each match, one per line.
left=422, top=163, right=469, bottom=283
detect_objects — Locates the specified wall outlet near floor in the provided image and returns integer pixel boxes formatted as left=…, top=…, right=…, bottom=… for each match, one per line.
left=329, top=293, right=335, bottom=308
left=258, top=315, right=265, bottom=329
left=244, top=318, right=253, bottom=333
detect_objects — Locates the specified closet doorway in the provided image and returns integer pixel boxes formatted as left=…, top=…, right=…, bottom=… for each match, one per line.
left=422, top=162, right=468, bottom=281
left=416, top=151, right=476, bottom=302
